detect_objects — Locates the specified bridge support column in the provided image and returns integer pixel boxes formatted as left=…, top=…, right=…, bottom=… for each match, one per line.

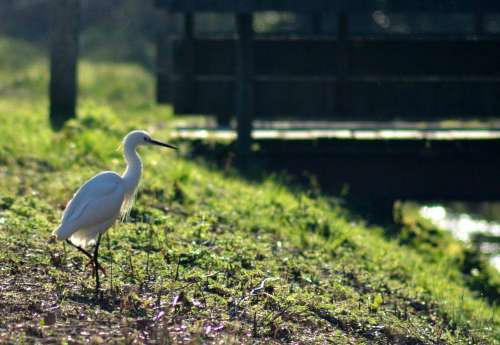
left=177, top=13, right=195, bottom=113
left=49, top=0, right=79, bottom=130
left=235, top=13, right=254, bottom=157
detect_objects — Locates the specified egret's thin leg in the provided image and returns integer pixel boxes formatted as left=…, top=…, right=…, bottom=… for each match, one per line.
left=66, top=239, right=105, bottom=274
left=66, top=239, right=93, bottom=260
left=63, top=240, right=67, bottom=266
left=94, top=233, right=102, bottom=294
left=106, top=232, right=113, bottom=292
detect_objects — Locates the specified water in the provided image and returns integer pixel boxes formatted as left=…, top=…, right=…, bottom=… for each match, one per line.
left=420, top=205, right=500, bottom=270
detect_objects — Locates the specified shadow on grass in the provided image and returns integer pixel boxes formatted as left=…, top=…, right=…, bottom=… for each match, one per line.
left=66, top=291, right=117, bottom=312
left=183, top=139, right=500, bottom=306
left=185, top=139, right=395, bottom=225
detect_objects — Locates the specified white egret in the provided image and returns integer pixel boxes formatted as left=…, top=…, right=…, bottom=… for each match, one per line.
left=53, top=130, right=177, bottom=293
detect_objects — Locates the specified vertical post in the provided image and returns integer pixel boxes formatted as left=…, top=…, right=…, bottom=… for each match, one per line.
left=177, top=13, right=195, bottom=113
left=156, top=10, right=173, bottom=103
left=235, top=13, right=254, bottom=156
left=49, top=0, right=79, bottom=130
left=335, top=13, right=348, bottom=114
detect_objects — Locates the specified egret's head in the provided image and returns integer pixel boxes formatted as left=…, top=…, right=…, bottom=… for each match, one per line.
left=124, top=130, right=177, bottom=150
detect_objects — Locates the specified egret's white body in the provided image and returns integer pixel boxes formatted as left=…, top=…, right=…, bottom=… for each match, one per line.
left=53, top=130, right=176, bottom=248
left=54, top=171, right=126, bottom=247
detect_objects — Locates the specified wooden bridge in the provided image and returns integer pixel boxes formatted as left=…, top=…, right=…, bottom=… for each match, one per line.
left=154, top=0, right=500, bottom=208
left=45, top=0, right=500, bottom=212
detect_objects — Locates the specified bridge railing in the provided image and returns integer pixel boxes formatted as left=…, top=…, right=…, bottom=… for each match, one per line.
left=162, top=36, right=500, bottom=120
left=155, top=1, right=500, bottom=152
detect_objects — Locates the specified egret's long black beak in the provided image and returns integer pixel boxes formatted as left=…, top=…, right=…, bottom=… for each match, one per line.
left=149, top=138, right=178, bottom=150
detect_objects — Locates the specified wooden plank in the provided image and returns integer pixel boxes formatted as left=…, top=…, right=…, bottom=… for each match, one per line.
left=171, top=79, right=500, bottom=119
left=49, top=0, right=79, bottom=129
left=155, top=0, right=340, bottom=12
left=345, top=80, right=500, bottom=119
left=172, top=38, right=338, bottom=76
left=172, top=128, right=500, bottom=141
left=192, top=80, right=234, bottom=115
left=253, top=40, right=337, bottom=75
left=183, top=39, right=235, bottom=75
left=155, top=0, right=500, bottom=13
left=235, top=13, right=254, bottom=155
left=254, top=79, right=331, bottom=117
left=349, top=40, right=500, bottom=76
left=171, top=38, right=500, bottom=76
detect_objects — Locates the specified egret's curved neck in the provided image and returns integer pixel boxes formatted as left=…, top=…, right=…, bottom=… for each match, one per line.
left=122, top=142, right=142, bottom=198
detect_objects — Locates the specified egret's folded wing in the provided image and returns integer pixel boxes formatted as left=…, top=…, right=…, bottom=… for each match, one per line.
left=61, top=172, right=125, bottom=228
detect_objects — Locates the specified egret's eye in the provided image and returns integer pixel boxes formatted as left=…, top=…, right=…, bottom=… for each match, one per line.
left=143, top=136, right=148, bottom=141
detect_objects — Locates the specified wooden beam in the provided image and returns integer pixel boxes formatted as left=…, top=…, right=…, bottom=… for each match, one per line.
left=155, top=0, right=338, bottom=12
left=172, top=38, right=500, bottom=76
left=235, top=13, right=254, bottom=156
left=170, top=78, right=500, bottom=119
left=154, top=0, right=500, bottom=14
left=49, top=0, right=79, bottom=130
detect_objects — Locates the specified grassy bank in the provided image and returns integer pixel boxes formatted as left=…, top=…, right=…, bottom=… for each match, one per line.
left=0, top=37, right=499, bottom=344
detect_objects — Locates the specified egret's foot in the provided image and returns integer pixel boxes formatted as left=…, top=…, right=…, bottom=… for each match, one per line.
left=85, top=260, right=107, bottom=276
left=94, top=287, right=104, bottom=303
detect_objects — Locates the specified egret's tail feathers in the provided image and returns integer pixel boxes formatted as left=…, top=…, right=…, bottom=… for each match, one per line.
left=53, top=225, right=96, bottom=248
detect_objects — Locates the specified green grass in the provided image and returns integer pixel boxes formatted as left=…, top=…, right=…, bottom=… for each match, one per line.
left=0, top=36, right=499, bottom=344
